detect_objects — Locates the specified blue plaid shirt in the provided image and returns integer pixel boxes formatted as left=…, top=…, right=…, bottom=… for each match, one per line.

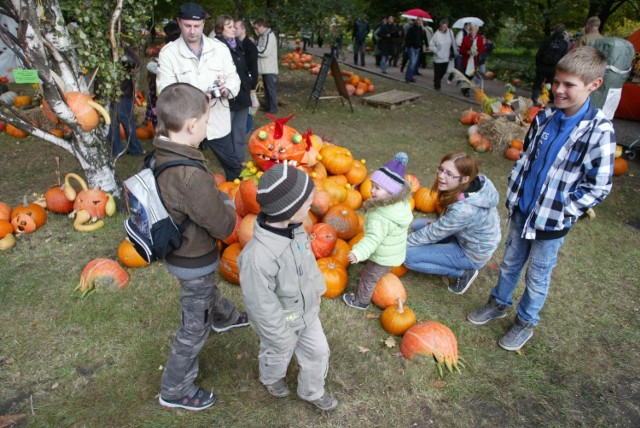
left=505, top=104, right=615, bottom=239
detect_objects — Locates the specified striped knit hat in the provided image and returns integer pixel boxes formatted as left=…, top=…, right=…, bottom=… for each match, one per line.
left=257, top=163, right=314, bottom=222
left=370, top=152, right=408, bottom=195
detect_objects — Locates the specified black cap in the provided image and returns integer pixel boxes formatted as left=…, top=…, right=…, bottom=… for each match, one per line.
left=178, top=3, right=206, bottom=20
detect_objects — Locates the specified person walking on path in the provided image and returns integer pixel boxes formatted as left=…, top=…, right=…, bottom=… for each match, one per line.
left=576, top=16, right=603, bottom=47
left=404, top=18, right=426, bottom=83
left=156, top=2, right=241, bottom=182
left=238, top=164, right=338, bottom=411
left=429, top=19, right=456, bottom=90
left=254, top=19, right=279, bottom=114
left=467, top=47, right=616, bottom=352
left=405, top=152, right=501, bottom=295
left=459, top=24, right=485, bottom=97
left=378, top=15, right=397, bottom=74
left=352, top=17, right=369, bottom=66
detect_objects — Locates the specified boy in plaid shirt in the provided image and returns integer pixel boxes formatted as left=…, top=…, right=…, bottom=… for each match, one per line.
left=467, top=47, right=616, bottom=351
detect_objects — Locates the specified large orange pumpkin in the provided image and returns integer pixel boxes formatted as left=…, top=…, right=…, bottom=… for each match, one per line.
left=310, top=190, right=331, bottom=217
left=219, top=242, right=242, bottom=284
left=44, top=185, right=74, bottom=214
left=239, top=178, right=261, bottom=214
left=309, top=222, right=337, bottom=259
left=320, top=145, right=354, bottom=175
left=359, top=176, right=373, bottom=201
left=77, top=258, right=130, bottom=295
left=317, top=257, right=348, bottom=298
left=400, top=321, right=460, bottom=376
left=64, top=173, right=111, bottom=219
left=329, top=238, right=351, bottom=267
left=117, top=239, right=149, bottom=268
left=248, top=114, right=306, bottom=171
left=343, top=188, right=363, bottom=210
left=414, top=188, right=438, bottom=213
left=323, top=204, right=359, bottom=240
left=237, top=213, right=257, bottom=248
left=371, top=273, right=406, bottom=309
left=222, top=212, right=243, bottom=245
left=322, top=180, right=348, bottom=206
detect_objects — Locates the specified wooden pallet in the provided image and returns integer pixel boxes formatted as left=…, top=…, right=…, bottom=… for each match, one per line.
left=362, top=90, right=422, bottom=109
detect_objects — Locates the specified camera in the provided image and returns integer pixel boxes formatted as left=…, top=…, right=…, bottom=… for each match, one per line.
left=210, top=82, right=222, bottom=99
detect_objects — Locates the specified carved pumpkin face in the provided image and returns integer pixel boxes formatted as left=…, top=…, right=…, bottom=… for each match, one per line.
left=248, top=114, right=307, bottom=171
left=74, top=189, right=109, bottom=219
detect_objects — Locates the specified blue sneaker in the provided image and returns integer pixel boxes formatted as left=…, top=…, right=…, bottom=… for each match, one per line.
left=159, top=387, right=216, bottom=411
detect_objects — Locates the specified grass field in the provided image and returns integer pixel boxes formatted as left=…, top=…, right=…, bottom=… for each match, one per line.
left=1, top=65, right=639, bottom=427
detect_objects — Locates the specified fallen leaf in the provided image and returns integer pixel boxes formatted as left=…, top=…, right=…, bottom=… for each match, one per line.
left=441, top=276, right=449, bottom=286
left=384, top=336, right=396, bottom=348
left=31, top=319, right=40, bottom=326
left=51, top=382, right=59, bottom=390
left=0, top=414, right=26, bottom=428
left=366, top=313, right=378, bottom=320
left=236, top=353, right=244, bottom=360
left=357, top=346, right=370, bottom=353
left=433, top=380, right=447, bottom=388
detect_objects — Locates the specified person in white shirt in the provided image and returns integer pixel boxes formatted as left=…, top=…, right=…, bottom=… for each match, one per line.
left=429, top=19, right=456, bottom=90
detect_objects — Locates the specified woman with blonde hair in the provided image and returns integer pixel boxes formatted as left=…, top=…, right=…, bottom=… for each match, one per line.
left=405, top=152, right=501, bottom=294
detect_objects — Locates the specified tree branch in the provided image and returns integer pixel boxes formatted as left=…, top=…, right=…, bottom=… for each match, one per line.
left=109, top=0, right=124, bottom=63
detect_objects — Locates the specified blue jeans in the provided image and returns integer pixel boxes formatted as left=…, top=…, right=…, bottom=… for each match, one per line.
left=108, top=97, right=143, bottom=156
left=491, top=210, right=565, bottom=325
left=405, top=219, right=479, bottom=277
left=405, top=47, right=420, bottom=81
left=353, top=39, right=366, bottom=65
left=380, top=55, right=391, bottom=73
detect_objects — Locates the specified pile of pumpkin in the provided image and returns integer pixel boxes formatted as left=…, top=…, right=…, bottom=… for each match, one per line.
left=0, top=172, right=117, bottom=252
left=208, top=114, right=459, bottom=374
left=340, top=72, right=375, bottom=97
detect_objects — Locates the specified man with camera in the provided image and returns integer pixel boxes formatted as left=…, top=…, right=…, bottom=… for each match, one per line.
left=157, top=2, right=242, bottom=181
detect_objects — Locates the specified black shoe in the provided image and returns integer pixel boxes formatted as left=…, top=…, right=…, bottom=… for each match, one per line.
left=448, top=269, right=478, bottom=295
left=212, top=312, right=250, bottom=333
left=159, top=387, right=216, bottom=411
left=415, top=72, right=422, bottom=76
left=343, top=293, right=369, bottom=310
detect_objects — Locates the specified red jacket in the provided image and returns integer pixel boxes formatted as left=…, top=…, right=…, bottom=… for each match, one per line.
left=460, top=34, right=485, bottom=69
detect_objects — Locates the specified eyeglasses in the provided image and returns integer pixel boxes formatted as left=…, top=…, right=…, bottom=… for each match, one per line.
left=437, top=166, right=461, bottom=179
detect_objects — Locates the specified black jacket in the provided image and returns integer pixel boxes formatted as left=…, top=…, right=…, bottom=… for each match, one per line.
left=216, top=35, right=252, bottom=110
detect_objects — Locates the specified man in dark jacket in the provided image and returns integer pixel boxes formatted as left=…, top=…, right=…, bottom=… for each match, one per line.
left=532, top=24, right=569, bottom=105
left=404, top=18, right=426, bottom=83
left=378, top=16, right=397, bottom=74
left=352, top=17, right=369, bottom=66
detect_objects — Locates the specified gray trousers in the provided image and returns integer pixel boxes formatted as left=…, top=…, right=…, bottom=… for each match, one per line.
left=230, top=108, right=250, bottom=165
left=262, top=74, right=278, bottom=113
left=160, top=273, right=239, bottom=400
left=356, top=260, right=391, bottom=305
left=258, top=316, right=329, bottom=401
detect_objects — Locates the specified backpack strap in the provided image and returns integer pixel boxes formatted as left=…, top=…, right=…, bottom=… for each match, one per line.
left=153, top=159, right=208, bottom=232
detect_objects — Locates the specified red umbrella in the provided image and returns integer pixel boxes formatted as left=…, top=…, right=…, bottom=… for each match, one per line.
left=401, top=8, right=433, bottom=22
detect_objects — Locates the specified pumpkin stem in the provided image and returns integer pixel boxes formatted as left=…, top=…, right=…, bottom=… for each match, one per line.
left=55, top=156, right=61, bottom=186
left=397, top=297, right=404, bottom=314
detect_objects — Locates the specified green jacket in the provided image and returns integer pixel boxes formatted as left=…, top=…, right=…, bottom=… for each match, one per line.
left=350, top=184, right=413, bottom=266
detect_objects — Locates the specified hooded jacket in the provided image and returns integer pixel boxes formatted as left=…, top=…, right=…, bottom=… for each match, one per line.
left=238, top=218, right=326, bottom=353
left=406, top=175, right=501, bottom=266
left=350, top=184, right=413, bottom=266
left=152, top=137, right=236, bottom=268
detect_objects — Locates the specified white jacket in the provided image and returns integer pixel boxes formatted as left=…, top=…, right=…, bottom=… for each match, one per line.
left=256, top=29, right=279, bottom=75
left=430, top=28, right=456, bottom=64
left=157, top=36, right=240, bottom=140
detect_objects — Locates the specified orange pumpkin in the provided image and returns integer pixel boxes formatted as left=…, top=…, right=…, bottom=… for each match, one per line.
left=510, top=139, right=524, bottom=151
left=460, top=109, right=480, bottom=125
left=44, top=185, right=74, bottom=214
left=505, top=147, right=521, bottom=161
left=0, top=202, right=11, bottom=221
left=381, top=298, right=417, bottom=336
left=343, top=188, right=363, bottom=210
left=371, top=273, right=406, bottom=309
left=317, top=257, right=348, bottom=298
left=64, top=173, right=111, bottom=219
left=239, top=179, right=261, bottom=215
left=78, top=258, right=130, bottom=295
left=322, top=180, right=348, bottom=205
left=136, top=126, right=154, bottom=140
left=13, top=95, right=33, bottom=107
left=348, top=231, right=365, bottom=247
left=390, top=264, right=408, bottom=278
left=309, top=223, right=338, bottom=259
left=222, top=212, right=243, bottom=245
left=219, top=242, right=242, bottom=284
left=11, top=197, right=47, bottom=229
left=359, top=176, right=373, bottom=201
left=400, top=321, right=460, bottom=376
left=42, top=92, right=102, bottom=131
left=329, top=239, right=351, bottom=267
left=248, top=114, right=306, bottom=171
left=117, top=239, right=149, bottom=268
left=526, top=106, right=543, bottom=123
left=237, top=213, right=257, bottom=248
left=11, top=213, right=37, bottom=234
left=320, top=145, right=354, bottom=175
left=311, top=190, right=331, bottom=217
left=324, top=174, right=348, bottom=187
left=6, top=124, right=28, bottom=138
left=49, top=129, right=65, bottom=138
left=474, top=138, right=491, bottom=153
left=404, top=174, right=420, bottom=194
left=613, top=158, right=628, bottom=176
left=0, top=219, right=13, bottom=238
left=414, top=188, right=437, bottom=213
left=345, top=159, right=368, bottom=185
left=218, top=181, right=240, bottom=200
left=323, top=204, right=359, bottom=240
left=468, top=133, right=482, bottom=148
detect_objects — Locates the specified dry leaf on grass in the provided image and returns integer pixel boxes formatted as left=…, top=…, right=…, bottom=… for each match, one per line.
left=433, top=380, right=447, bottom=388
left=384, top=336, right=396, bottom=348
left=366, top=313, right=378, bottom=319
left=357, top=346, right=370, bottom=353
left=0, top=414, right=26, bottom=428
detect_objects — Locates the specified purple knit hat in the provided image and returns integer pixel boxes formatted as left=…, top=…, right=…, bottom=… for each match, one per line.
left=370, top=152, right=408, bottom=195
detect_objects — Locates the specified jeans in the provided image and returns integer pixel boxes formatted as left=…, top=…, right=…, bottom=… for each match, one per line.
left=108, top=97, right=143, bottom=156
left=353, top=39, right=366, bottom=65
left=405, top=47, right=420, bottom=81
left=405, top=236, right=479, bottom=277
left=490, top=210, right=565, bottom=325
left=380, top=54, right=391, bottom=73
left=230, top=108, right=249, bottom=165
left=262, top=74, right=278, bottom=114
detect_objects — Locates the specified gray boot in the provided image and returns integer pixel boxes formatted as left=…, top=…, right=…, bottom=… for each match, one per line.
left=499, top=316, right=535, bottom=351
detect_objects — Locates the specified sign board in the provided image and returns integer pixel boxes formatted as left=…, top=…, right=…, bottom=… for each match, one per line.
left=306, top=54, right=353, bottom=113
left=13, top=69, right=40, bottom=84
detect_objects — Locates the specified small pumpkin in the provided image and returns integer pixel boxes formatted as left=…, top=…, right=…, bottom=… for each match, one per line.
left=371, top=273, right=406, bottom=309
left=42, top=92, right=110, bottom=131
left=505, top=147, right=521, bottom=161
left=322, top=204, right=359, bottom=240
left=117, top=239, right=149, bottom=268
left=237, top=213, right=257, bottom=248
left=44, top=185, right=74, bottom=214
left=328, top=238, right=351, bottom=267
left=322, top=180, right=348, bottom=206
left=414, top=188, right=437, bottom=214
left=14, top=95, right=33, bottom=107
left=343, top=188, right=363, bottom=210
left=320, top=145, right=354, bottom=175
left=390, top=264, right=408, bottom=278
left=510, top=139, right=524, bottom=151
left=310, top=190, right=331, bottom=217
left=77, top=258, right=130, bottom=296
left=239, top=178, right=260, bottom=215
left=359, top=176, right=373, bottom=201
left=6, top=124, right=28, bottom=138
left=345, top=159, right=368, bottom=186
left=219, top=242, right=242, bottom=284
left=381, top=298, right=417, bottom=336
left=309, top=222, right=337, bottom=259
left=222, top=212, right=243, bottom=245
left=318, top=257, right=348, bottom=298
left=474, top=138, right=491, bottom=153
left=613, top=158, right=628, bottom=177
left=11, top=196, right=47, bottom=230
left=64, top=173, right=114, bottom=219
left=404, top=174, right=420, bottom=194
left=136, top=126, right=154, bottom=140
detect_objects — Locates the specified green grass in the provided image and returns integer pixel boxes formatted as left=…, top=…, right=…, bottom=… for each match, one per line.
left=1, top=66, right=639, bottom=427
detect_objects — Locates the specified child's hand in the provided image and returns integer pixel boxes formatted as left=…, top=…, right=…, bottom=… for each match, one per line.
left=347, top=252, right=357, bottom=264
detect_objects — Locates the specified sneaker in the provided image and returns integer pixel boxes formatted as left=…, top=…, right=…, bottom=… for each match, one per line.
left=467, top=297, right=507, bottom=325
left=448, top=269, right=479, bottom=295
left=159, top=387, right=216, bottom=411
left=499, top=316, right=535, bottom=351
left=306, top=392, right=338, bottom=411
left=342, top=293, right=369, bottom=310
left=212, top=311, right=250, bottom=333
left=265, top=379, right=290, bottom=398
